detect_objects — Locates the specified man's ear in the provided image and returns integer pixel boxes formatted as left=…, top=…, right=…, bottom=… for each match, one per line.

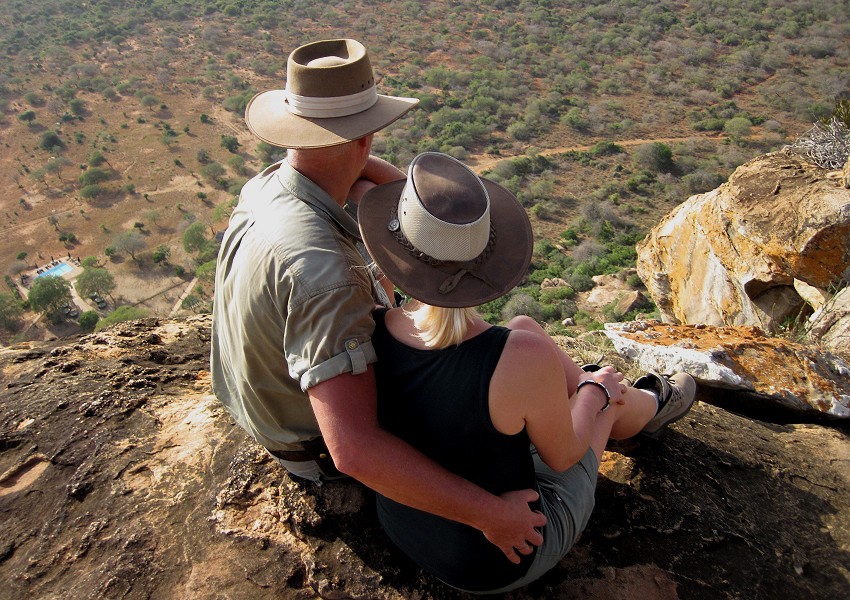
left=356, top=134, right=373, bottom=156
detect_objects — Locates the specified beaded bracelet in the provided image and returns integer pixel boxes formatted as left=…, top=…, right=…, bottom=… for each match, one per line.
left=576, top=379, right=612, bottom=412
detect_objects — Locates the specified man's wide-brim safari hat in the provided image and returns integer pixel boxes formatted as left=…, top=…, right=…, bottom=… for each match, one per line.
left=358, top=152, right=533, bottom=308
left=244, top=39, right=419, bottom=149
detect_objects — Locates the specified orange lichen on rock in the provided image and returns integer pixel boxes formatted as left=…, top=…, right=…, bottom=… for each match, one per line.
left=610, top=320, right=850, bottom=413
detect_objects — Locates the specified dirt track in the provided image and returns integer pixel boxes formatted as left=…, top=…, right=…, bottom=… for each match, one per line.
left=468, top=134, right=726, bottom=172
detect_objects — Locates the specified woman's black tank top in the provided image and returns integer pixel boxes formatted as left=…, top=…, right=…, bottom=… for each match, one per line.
left=372, top=308, right=537, bottom=592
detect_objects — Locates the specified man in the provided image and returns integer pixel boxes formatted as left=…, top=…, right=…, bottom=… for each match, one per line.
left=210, top=38, right=545, bottom=563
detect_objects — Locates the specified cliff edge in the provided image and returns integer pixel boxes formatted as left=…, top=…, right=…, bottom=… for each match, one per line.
left=1, top=316, right=848, bottom=599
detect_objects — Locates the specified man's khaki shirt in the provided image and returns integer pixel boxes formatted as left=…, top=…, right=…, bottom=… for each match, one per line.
left=211, top=160, right=385, bottom=451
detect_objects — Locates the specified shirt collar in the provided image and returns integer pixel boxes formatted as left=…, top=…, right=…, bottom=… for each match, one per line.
left=276, top=160, right=362, bottom=240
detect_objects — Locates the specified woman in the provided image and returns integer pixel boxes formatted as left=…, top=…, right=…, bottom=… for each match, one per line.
left=358, top=152, right=696, bottom=594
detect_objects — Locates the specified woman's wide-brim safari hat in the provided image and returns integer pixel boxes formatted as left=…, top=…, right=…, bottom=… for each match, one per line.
left=244, top=39, right=419, bottom=149
left=358, top=153, right=533, bottom=308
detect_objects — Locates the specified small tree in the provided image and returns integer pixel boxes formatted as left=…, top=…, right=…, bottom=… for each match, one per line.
left=200, top=162, right=226, bottom=185
left=58, top=231, right=78, bottom=245
left=18, top=110, right=37, bottom=125
left=39, top=130, right=65, bottom=151
left=210, top=202, right=233, bottom=234
left=112, top=231, right=146, bottom=261
left=227, top=154, right=246, bottom=175
left=0, top=293, right=23, bottom=331
left=140, top=94, right=159, bottom=110
left=68, top=98, right=86, bottom=116
left=182, top=221, right=209, bottom=253
left=152, top=244, right=170, bottom=264
left=195, top=260, right=217, bottom=282
left=44, top=156, right=72, bottom=182
left=145, top=210, right=161, bottom=228
left=27, top=275, right=72, bottom=322
left=87, top=150, right=108, bottom=167
left=724, top=116, right=753, bottom=144
left=220, top=135, right=240, bottom=152
left=75, top=267, right=116, bottom=300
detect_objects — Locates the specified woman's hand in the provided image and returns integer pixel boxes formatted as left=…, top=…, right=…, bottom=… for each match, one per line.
left=582, top=366, right=627, bottom=407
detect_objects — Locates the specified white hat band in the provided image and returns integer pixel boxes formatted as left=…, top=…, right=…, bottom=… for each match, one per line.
left=398, top=178, right=490, bottom=262
left=284, top=86, right=378, bottom=118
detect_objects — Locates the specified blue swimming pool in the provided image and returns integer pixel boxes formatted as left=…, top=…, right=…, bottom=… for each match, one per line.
left=36, top=262, right=73, bottom=278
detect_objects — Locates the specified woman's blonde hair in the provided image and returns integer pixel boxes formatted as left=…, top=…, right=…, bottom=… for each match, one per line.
left=409, top=303, right=479, bottom=349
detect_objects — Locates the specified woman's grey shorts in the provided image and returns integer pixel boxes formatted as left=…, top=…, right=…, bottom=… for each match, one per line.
left=482, top=448, right=599, bottom=594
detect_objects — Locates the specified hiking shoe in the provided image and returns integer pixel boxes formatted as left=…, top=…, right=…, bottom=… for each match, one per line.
left=635, top=372, right=697, bottom=439
left=580, top=355, right=606, bottom=373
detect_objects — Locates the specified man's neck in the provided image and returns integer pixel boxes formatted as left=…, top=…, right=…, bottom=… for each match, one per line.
left=287, top=149, right=360, bottom=207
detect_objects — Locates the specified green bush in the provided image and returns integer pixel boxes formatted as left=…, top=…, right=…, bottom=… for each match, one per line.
left=530, top=203, right=551, bottom=220
left=0, top=292, right=23, bottom=331
left=823, top=99, right=850, bottom=128
left=567, top=271, right=594, bottom=292
left=39, top=131, right=65, bottom=151
left=626, top=273, right=643, bottom=288
left=182, top=221, right=208, bottom=253
left=222, top=90, right=256, bottom=116
left=694, top=118, right=726, bottom=131
left=682, top=170, right=726, bottom=194
left=501, top=293, right=544, bottom=322
left=633, top=143, right=674, bottom=173
left=23, top=92, right=43, bottom=106
left=152, top=245, right=170, bottom=264
left=80, top=184, right=104, bottom=199
left=78, top=167, right=111, bottom=186
left=257, top=141, right=285, bottom=164
left=78, top=310, right=100, bottom=332
left=589, top=141, right=624, bottom=156
left=95, top=305, right=149, bottom=331
left=540, top=285, right=576, bottom=304
left=227, top=154, right=246, bottom=174
left=221, top=135, right=240, bottom=152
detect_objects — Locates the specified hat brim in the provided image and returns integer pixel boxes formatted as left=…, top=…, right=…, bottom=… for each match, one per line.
left=244, top=90, right=419, bottom=149
left=358, top=178, right=533, bottom=308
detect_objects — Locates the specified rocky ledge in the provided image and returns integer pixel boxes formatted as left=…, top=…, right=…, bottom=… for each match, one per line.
left=1, top=316, right=848, bottom=599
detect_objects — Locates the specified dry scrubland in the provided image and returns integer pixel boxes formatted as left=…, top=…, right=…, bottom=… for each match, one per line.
left=0, top=0, right=847, bottom=342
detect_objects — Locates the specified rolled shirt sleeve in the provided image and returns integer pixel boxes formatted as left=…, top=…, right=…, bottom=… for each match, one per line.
left=285, top=276, right=379, bottom=391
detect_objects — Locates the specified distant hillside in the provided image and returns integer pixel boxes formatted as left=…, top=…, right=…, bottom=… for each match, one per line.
left=0, top=0, right=847, bottom=342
